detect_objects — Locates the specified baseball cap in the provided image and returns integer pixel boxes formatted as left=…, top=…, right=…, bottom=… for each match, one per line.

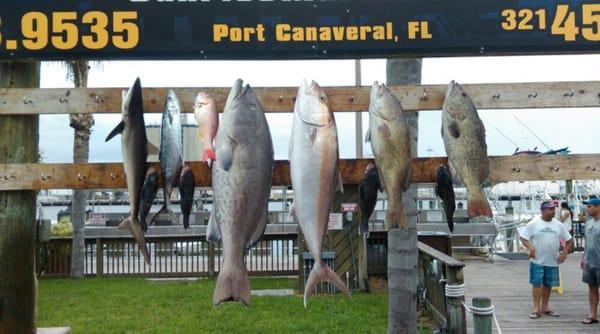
left=583, top=198, right=600, bottom=206
left=540, top=200, right=558, bottom=209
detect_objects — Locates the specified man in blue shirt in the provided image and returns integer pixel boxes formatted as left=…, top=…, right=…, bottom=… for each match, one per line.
left=581, top=198, right=600, bottom=325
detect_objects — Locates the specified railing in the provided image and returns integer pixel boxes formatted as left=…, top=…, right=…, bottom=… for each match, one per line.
left=42, top=233, right=299, bottom=278
left=417, top=241, right=466, bottom=334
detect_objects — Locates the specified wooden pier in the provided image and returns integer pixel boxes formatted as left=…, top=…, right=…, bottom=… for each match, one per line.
left=463, top=255, right=596, bottom=333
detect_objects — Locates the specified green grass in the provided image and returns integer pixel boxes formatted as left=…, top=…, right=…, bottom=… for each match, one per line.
left=37, top=277, right=431, bottom=333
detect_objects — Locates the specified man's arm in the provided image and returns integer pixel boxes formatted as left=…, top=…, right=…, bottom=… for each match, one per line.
left=558, top=240, right=569, bottom=263
left=520, top=237, right=536, bottom=259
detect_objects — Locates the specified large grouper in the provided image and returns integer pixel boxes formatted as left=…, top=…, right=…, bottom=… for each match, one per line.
left=441, top=81, right=492, bottom=219
left=289, top=80, right=351, bottom=307
left=209, top=79, right=274, bottom=307
left=366, top=82, right=413, bottom=230
left=105, top=78, right=151, bottom=265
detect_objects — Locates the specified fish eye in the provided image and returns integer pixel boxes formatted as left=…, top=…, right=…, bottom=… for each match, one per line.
left=319, top=95, right=326, bottom=101
left=461, top=92, right=466, bottom=97
left=249, top=103, right=256, bottom=110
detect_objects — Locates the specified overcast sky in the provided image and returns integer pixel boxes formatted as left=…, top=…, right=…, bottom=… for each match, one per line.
left=39, top=55, right=600, bottom=163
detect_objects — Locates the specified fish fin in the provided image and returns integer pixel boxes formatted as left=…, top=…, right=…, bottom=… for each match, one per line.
left=217, top=137, right=235, bottom=171
left=147, top=141, right=160, bottom=155
left=207, top=211, right=222, bottom=243
left=308, top=127, right=317, bottom=144
left=246, top=208, right=268, bottom=250
left=335, top=169, right=344, bottom=194
left=118, top=217, right=151, bottom=265
left=385, top=205, right=408, bottom=231
left=147, top=205, right=169, bottom=226
left=377, top=123, right=391, bottom=138
left=364, top=128, right=371, bottom=143
left=182, top=213, right=190, bottom=230
left=213, top=264, right=250, bottom=307
left=105, top=121, right=124, bottom=142
left=448, top=120, right=460, bottom=139
left=288, top=203, right=296, bottom=221
left=467, top=190, right=493, bottom=218
left=303, top=260, right=351, bottom=307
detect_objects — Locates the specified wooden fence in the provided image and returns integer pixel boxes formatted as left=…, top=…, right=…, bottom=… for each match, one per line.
left=41, top=233, right=299, bottom=278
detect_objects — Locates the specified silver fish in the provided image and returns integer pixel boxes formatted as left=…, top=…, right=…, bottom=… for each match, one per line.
left=366, top=82, right=412, bottom=230
left=105, top=78, right=150, bottom=265
left=289, top=80, right=350, bottom=307
left=442, top=81, right=492, bottom=218
left=210, top=79, right=274, bottom=307
left=150, top=89, right=183, bottom=226
left=194, top=92, right=219, bottom=167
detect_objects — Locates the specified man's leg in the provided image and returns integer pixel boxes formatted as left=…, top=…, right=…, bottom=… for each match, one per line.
left=589, top=285, right=599, bottom=319
left=532, top=286, right=543, bottom=313
left=541, top=286, right=552, bottom=313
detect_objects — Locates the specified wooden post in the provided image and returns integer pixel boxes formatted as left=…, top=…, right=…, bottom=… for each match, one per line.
left=472, top=297, right=492, bottom=334
left=0, top=61, right=40, bottom=334
left=297, top=228, right=305, bottom=293
left=446, top=266, right=467, bottom=334
left=207, top=242, right=216, bottom=278
left=95, top=238, right=103, bottom=277
left=386, top=58, right=421, bottom=334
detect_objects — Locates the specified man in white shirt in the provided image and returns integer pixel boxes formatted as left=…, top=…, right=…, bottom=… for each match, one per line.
left=520, top=200, right=572, bottom=319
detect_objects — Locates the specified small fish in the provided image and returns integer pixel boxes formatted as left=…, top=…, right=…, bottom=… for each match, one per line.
left=435, top=165, right=456, bottom=232
left=194, top=92, right=219, bottom=167
left=358, top=163, right=380, bottom=237
left=179, top=165, right=195, bottom=229
left=105, top=78, right=150, bottom=265
left=139, top=167, right=159, bottom=232
left=150, top=90, right=184, bottom=226
left=441, top=81, right=492, bottom=218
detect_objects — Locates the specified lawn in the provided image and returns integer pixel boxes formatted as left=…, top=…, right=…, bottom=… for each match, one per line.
left=37, top=277, right=431, bottom=333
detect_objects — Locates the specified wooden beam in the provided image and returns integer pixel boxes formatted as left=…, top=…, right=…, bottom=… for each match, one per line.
left=1, top=155, right=599, bottom=190
left=1, top=81, right=600, bottom=115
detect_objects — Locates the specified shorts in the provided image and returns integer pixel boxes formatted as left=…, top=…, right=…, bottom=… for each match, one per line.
left=583, top=265, right=600, bottom=287
left=529, top=262, right=559, bottom=287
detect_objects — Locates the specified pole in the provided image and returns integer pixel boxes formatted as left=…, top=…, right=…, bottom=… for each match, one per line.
left=472, top=297, right=492, bottom=334
left=0, top=61, right=40, bottom=334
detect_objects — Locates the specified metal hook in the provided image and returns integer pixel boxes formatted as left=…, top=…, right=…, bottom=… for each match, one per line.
left=564, top=89, right=575, bottom=97
left=22, top=97, right=33, bottom=104
left=551, top=165, right=560, bottom=172
left=492, top=94, right=501, bottom=100
left=420, top=89, right=428, bottom=101
left=77, top=173, right=85, bottom=181
left=349, top=96, right=355, bottom=103
left=41, top=173, right=48, bottom=181
left=528, top=93, right=538, bottom=99
left=110, top=172, right=117, bottom=180
left=59, top=97, right=69, bottom=104
left=587, top=165, right=597, bottom=171
left=512, top=166, right=521, bottom=173
left=278, top=95, right=284, bottom=103
left=3, top=173, right=10, bottom=180
left=94, top=95, right=103, bottom=104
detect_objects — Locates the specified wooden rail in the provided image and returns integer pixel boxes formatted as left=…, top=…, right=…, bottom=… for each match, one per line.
left=417, top=241, right=466, bottom=334
left=2, top=154, right=600, bottom=190
left=2, top=81, right=600, bottom=115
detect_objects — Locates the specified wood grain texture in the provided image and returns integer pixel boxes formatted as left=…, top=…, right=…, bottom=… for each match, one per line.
left=2, top=155, right=599, bottom=190
left=1, top=81, right=600, bottom=115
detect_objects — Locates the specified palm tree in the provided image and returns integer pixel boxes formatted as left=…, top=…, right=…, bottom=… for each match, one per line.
left=66, top=60, right=94, bottom=279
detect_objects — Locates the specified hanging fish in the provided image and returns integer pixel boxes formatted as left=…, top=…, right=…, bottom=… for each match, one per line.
left=435, top=165, right=456, bottom=232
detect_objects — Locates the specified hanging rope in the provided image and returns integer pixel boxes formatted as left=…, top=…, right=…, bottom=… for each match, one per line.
left=444, top=283, right=503, bottom=334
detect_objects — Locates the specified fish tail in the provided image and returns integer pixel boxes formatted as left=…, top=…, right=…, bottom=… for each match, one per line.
left=213, top=262, right=250, bottom=307
left=148, top=205, right=179, bottom=226
left=303, top=260, right=351, bottom=308
left=182, top=214, right=190, bottom=230
left=203, top=148, right=216, bottom=162
left=359, top=216, right=370, bottom=237
left=118, top=217, right=151, bottom=265
left=467, top=190, right=493, bottom=218
left=385, top=205, right=407, bottom=231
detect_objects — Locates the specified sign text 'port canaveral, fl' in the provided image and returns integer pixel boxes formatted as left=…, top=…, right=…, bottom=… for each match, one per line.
left=2, top=0, right=600, bottom=60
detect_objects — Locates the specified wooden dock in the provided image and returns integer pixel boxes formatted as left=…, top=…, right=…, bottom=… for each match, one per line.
left=463, top=255, right=597, bottom=333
